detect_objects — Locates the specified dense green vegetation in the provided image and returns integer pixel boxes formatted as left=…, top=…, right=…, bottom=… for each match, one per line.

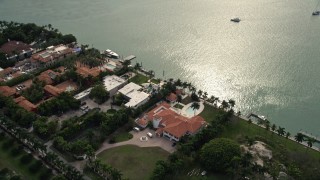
left=221, top=118, right=320, bottom=179
left=0, top=21, right=76, bottom=47
left=21, top=78, right=45, bottom=103
left=0, top=21, right=76, bottom=68
left=200, top=138, right=241, bottom=172
left=89, top=84, right=110, bottom=104
left=0, top=95, right=36, bottom=128
left=98, top=145, right=169, bottom=180
left=37, top=92, right=81, bottom=116
left=0, top=133, right=53, bottom=180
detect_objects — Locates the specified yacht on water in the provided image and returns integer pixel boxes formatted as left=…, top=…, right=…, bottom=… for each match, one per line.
left=231, top=18, right=241, bottom=22
left=105, top=49, right=119, bottom=59
left=257, top=115, right=267, bottom=121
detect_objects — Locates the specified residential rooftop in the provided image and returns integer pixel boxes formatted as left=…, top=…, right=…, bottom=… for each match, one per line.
left=103, top=75, right=126, bottom=92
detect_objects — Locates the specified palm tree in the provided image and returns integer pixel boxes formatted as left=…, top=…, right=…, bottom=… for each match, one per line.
left=209, top=95, right=215, bottom=103
left=265, top=123, right=270, bottom=131
left=191, top=102, right=200, bottom=116
left=203, top=92, right=208, bottom=100
left=285, top=132, right=291, bottom=139
left=294, top=133, right=304, bottom=143
left=109, top=168, right=122, bottom=180
left=221, top=100, right=229, bottom=110
left=271, top=124, right=276, bottom=132
left=307, top=138, right=315, bottom=149
left=228, top=99, right=236, bottom=108
left=277, top=126, right=285, bottom=136
left=197, top=90, right=203, bottom=97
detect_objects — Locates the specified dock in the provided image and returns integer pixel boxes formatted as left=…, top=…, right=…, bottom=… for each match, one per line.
left=299, top=131, right=320, bottom=142
left=247, top=113, right=267, bottom=121
left=124, top=55, right=136, bottom=61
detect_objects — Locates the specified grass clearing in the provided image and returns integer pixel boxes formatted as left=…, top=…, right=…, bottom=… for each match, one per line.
left=113, top=131, right=133, bottom=143
left=129, top=73, right=149, bottom=85
left=199, top=104, right=222, bottom=122
left=150, top=78, right=160, bottom=84
left=98, top=145, right=169, bottom=180
left=181, top=96, right=192, bottom=105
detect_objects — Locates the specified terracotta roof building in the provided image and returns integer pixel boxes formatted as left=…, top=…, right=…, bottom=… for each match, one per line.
left=0, top=86, right=16, bottom=97
left=37, top=69, right=59, bottom=85
left=14, top=96, right=37, bottom=112
left=76, top=66, right=101, bottom=78
left=0, top=41, right=33, bottom=60
left=44, top=85, right=63, bottom=97
left=136, top=102, right=206, bottom=141
left=31, top=44, right=73, bottom=68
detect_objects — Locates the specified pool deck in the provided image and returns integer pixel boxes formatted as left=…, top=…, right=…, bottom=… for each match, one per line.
left=180, top=102, right=204, bottom=118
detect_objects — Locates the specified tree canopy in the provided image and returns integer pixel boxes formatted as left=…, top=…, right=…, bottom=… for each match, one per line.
left=89, top=84, right=109, bottom=104
left=200, top=138, right=241, bottom=172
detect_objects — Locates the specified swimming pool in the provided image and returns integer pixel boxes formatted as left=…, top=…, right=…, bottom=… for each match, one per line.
left=185, top=106, right=196, bottom=116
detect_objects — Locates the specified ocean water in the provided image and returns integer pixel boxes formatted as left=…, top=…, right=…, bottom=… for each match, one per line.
left=1, top=0, right=319, bottom=137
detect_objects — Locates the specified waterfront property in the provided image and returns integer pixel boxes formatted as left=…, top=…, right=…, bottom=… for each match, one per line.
left=103, top=75, right=127, bottom=95
left=31, top=44, right=73, bottom=68
left=118, top=82, right=150, bottom=109
left=0, top=40, right=33, bottom=61
left=136, top=102, right=207, bottom=141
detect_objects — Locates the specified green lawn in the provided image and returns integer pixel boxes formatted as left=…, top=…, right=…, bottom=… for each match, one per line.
left=181, top=96, right=192, bottom=105
left=150, top=78, right=160, bottom=84
left=199, top=104, right=222, bottom=122
left=98, top=145, right=169, bottom=180
left=113, top=131, right=133, bottom=143
left=221, top=118, right=320, bottom=159
left=129, top=73, right=149, bottom=85
left=0, top=137, right=52, bottom=180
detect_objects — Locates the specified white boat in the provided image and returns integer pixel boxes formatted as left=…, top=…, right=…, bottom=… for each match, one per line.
left=258, top=115, right=267, bottom=121
left=105, top=49, right=119, bottom=59
left=231, top=18, right=241, bottom=22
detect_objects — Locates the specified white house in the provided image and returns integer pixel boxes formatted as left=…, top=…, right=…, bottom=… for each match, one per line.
left=118, top=82, right=150, bottom=109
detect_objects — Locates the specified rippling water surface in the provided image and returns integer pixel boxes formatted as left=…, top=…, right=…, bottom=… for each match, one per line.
left=1, top=0, right=320, bottom=137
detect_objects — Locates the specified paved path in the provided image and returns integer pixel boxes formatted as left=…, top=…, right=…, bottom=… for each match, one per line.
left=96, top=129, right=176, bottom=155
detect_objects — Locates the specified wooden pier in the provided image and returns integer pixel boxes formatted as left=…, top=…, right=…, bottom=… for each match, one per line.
left=124, top=55, right=136, bottom=61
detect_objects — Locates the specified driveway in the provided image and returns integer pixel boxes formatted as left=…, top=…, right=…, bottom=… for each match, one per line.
left=96, top=128, right=176, bottom=155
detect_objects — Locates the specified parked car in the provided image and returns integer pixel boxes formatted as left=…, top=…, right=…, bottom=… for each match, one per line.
left=133, top=127, right=140, bottom=132
left=147, top=132, right=153, bottom=138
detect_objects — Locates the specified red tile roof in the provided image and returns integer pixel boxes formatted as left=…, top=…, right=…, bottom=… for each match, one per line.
left=0, top=86, right=16, bottom=97
left=137, top=102, right=206, bottom=139
left=166, top=93, right=177, bottom=102
left=76, top=66, right=101, bottom=78
left=14, top=96, right=37, bottom=112
left=0, top=41, right=32, bottom=56
left=37, top=69, right=59, bottom=85
left=44, top=85, right=63, bottom=97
